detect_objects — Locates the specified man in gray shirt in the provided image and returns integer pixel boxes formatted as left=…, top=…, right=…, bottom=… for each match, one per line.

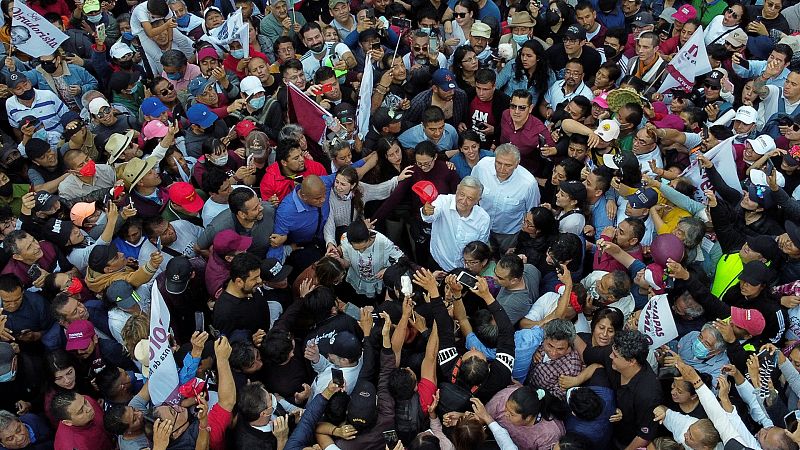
left=494, top=254, right=541, bottom=325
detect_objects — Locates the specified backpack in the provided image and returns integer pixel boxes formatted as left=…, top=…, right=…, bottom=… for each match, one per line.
left=395, top=393, right=427, bottom=445
left=436, top=382, right=473, bottom=416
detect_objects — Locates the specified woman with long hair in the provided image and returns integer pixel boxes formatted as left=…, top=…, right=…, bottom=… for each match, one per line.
left=447, top=0, right=479, bottom=52
left=451, top=45, right=479, bottom=101
left=323, top=164, right=412, bottom=247
left=43, top=350, right=99, bottom=427
left=449, top=130, right=492, bottom=178
left=552, top=180, right=588, bottom=237
left=496, top=39, right=555, bottom=107
left=444, top=398, right=518, bottom=450
left=516, top=206, right=560, bottom=268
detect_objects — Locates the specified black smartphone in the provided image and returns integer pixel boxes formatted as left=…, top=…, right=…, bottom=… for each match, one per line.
left=331, top=368, right=344, bottom=386
left=391, top=16, right=411, bottom=29
left=208, top=324, right=221, bottom=340
left=194, top=312, right=205, bottom=333
left=758, top=348, right=776, bottom=368
left=372, top=42, right=381, bottom=50
left=786, top=411, right=799, bottom=432
left=456, top=271, right=478, bottom=290
left=365, top=8, right=375, bottom=19
left=738, top=58, right=750, bottom=69
left=27, top=264, right=42, bottom=280
left=476, top=122, right=488, bottom=130
left=274, top=403, right=297, bottom=427
left=538, top=134, right=546, bottom=148
left=383, top=430, right=399, bottom=448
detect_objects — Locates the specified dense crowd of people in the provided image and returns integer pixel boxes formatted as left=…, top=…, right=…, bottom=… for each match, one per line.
left=2, top=0, right=800, bottom=447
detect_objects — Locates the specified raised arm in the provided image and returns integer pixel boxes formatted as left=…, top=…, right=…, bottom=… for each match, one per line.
left=214, top=337, right=236, bottom=412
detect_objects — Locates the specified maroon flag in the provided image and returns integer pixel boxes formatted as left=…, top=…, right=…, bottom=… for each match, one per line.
left=287, top=82, right=330, bottom=144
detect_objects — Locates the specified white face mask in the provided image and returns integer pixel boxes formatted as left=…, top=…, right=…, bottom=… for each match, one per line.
left=210, top=153, right=229, bottom=166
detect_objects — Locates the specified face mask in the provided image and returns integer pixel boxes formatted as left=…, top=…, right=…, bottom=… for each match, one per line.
left=17, top=87, right=34, bottom=100
left=545, top=10, right=561, bottom=25
left=40, top=60, right=57, bottom=74
left=249, top=96, right=265, bottom=110
left=588, top=285, right=601, bottom=301
left=33, top=128, right=47, bottom=141
left=211, top=153, right=228, bottom=166
left=512, top=34, right=529, bottom=45
left=603, top=45, right=618, bottom=59
left=79, top=160, right=97, bottom=177
left=0, top=183, right=12, bottom=197
left=420, top=27, right=431, bottom=34
left=5, top=158, right=24, bottom=173
left=86, top=13, right=103, bottom=23
left=0, top=369, right=16, bottom=382
left=231, top=49, right=245, bottom=59
left=166, top=71, right=183, bottom=81
left=122, top=31, right=134, bottom=41
left=67, top=277, right=84, bottom=295
left=176, top=14, right=190, bottom=27
left=692, top=338, right=710, bottom=359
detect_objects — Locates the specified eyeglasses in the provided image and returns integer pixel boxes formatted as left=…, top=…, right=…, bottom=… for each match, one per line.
left=703, top=83, right=720, bottom=90
left=724, top=7, right=739, bottom=19
left=454, top=12, right=467, bottom=18
left=416, top=159, right=434, bottom=168
left=413, top=45, right=430, bottom=52
left=463, top=259, right=482, bottom=267
left=509, top=104, right=529, bottom=111
left=159, top=84, right=175, bottom=96
left=462, top=55, right=477, bottom=63
left=96, top=106, right=112, bottom=118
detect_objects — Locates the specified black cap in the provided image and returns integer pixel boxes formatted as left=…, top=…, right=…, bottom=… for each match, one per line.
left=346, top=379, right=378, bottom=431
left=88, top=244, right=119, bottom=273
left=25, top=138, right=50, bottom=160
left=725, top=439, right=756, bottom=450
left=564, top=25, right=587, bottom=41
left=165, top=256, right=193, bottom=294
left=787, top=220, right=800, bottom=250
left=371, top=107, right=402, bottom=130
left=39, top=218, right=73, bottom=243
left=738, top=260, right=774, bottom=285
left=705, top=70, right=723, bottom=88
left=745, top=235, right=781, bottom=263
left=6, top=72, right=27, bottom=89
left=261, top=258, right=292, bottom=282
left=32, top=191, right=58, bottom=213
left=319, top=330, right=362, bottom=360
left=559, top=180, right=587, bottom=202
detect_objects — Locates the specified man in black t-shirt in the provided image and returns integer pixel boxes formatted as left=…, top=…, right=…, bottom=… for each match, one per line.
left=546, top=25, right=602, bottom=81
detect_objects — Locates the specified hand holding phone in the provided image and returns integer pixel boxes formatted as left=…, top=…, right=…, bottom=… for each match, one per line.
left=331, top=368, right=344, bottom=386
left=456, top=271, right=478, bottom=290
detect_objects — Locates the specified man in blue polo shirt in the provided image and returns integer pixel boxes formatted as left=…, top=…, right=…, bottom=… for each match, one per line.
left=270, top=175, right=330, bottom=275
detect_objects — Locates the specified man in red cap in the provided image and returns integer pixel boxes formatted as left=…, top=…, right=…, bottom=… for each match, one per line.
left=163, top=181, right=205, bottom=227
left=65, top=319, right=135, bottom=374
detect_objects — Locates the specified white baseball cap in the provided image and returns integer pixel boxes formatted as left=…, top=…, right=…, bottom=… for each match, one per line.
left=109, top=41, right=133, bottom=60
left=88, top=97, right=111, bottom=115
left=750, top=168, right=785, bottom=187
left=746, top=135, right=776, bottom=155
left=240, top=75, right=265, bottom=97
left=595, top=119, right=620, bottom=142
left=734, top=106, right=757, bottom=125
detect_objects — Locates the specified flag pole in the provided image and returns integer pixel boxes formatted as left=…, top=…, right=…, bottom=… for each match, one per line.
left=389, top=31, right=402, bottom=69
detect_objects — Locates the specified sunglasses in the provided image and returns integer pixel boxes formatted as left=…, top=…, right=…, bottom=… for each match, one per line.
left=703, top=83, right=720, bottom=90
left=724, top=7, right=740, bottom=19
left=509, top=104, right=529, bottom=110
left=454, top=12, right=467, bottom=18
left=159, top=84, right=175, bottom=96
left=413, top=45, right=429, bottom=52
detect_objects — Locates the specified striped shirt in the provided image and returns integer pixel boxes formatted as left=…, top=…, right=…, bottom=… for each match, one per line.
left=300, top=42, right=350, bottom=81
left=5, top=89, right=67, bottom=134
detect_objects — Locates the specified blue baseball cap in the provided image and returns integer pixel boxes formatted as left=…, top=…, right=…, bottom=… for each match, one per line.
left=188, top=76, right=215, bottom=98
left=141, top=97, right=168, bottom=117
left=432, top=68, right=457, bottom=92
left=187, top=104, right=218, bottom=128
left=626, top=188, right=658, bottom=209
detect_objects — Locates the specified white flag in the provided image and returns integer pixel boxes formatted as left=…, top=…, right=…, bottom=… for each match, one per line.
left=10, top=2, right=68, bottom=58
left=148, top=283, right=181, bottom=405
left=658, top=26, right=712, bottom=93
left=638, top=294, right=679, bottom=349
left=356, top=54, right=373, bottom=140
left=202, top=8, right=244, bottom=49
left=681, top=136, right=742, bottom=201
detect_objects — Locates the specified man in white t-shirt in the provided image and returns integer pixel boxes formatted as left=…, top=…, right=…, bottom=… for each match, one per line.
left=298, top=22, right=355, bottom=81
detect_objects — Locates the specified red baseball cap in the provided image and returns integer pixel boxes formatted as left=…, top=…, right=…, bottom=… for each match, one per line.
left=168, top=182, right=204, bottom=213
left=65, top=320, right=95, bottom=351
left=412, top=181, right=439, bottom=204
left=235, top=120, right=257, bottom=139
left=672, top=4, right=697, bottom=23
left=730, top=307, right=765, bottom=337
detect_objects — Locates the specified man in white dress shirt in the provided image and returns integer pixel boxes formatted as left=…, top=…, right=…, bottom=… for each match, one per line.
left=421, top=176, right=491, bottom=271
left=471, top=143, right=540, bottom=254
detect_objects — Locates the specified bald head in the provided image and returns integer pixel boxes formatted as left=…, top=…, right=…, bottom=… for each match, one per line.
left=300, top=175, right=326, bottom=207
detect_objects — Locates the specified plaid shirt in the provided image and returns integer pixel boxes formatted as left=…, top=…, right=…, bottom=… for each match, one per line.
left=527, top=347, right=584, bottom=399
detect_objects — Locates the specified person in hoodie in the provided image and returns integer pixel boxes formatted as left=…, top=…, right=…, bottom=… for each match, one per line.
left=84, top=243, right=162, bottom=298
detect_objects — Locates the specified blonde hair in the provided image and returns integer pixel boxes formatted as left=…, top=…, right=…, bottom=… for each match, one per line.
left=121, top=313, right=150, bottom=356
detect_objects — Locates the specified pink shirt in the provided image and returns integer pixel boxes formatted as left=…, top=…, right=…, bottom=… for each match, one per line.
left=162, top=64, right=202, bottom=93
left=485, top=385, right=566, bottom=450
